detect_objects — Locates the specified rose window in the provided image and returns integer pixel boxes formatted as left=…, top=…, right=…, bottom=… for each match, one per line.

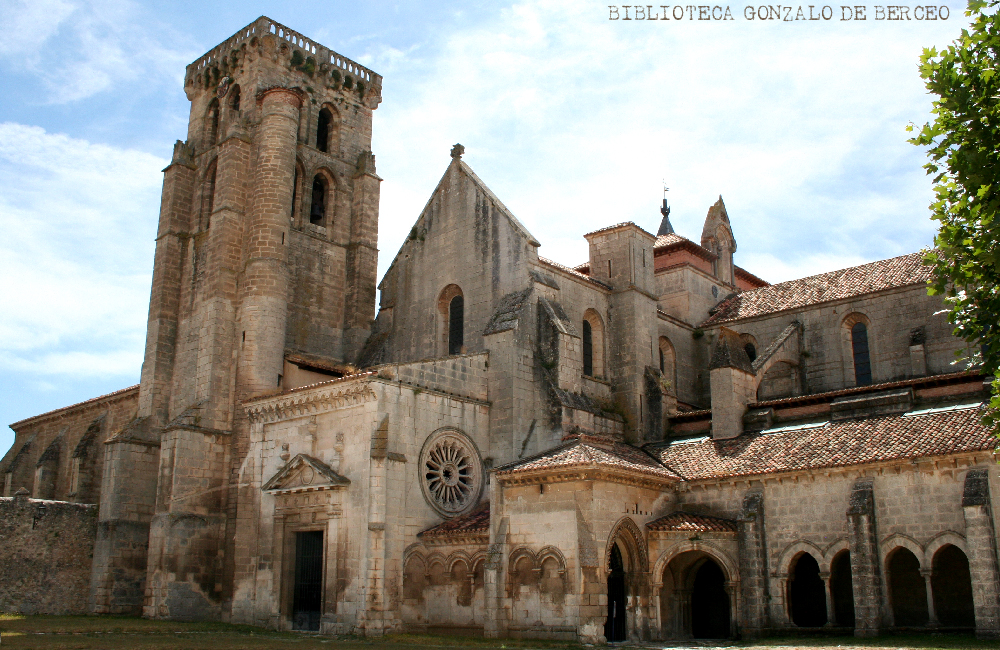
left=419, top=430, right=483, bottom=517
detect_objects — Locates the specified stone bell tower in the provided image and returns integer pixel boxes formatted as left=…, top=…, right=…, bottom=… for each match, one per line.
left=89, top=17, right=382, bottom=618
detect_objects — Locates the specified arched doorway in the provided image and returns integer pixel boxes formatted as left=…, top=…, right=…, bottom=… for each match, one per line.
left=605, top=544, right=627, bottom=642
left=887, top=547, right=928, bottom=626
left=830, top=550, right=855, bottom=627
left=789, top=553, right=827, bottom=626
left=690, top=558, right=729, bottom=638
left=932, top=545, right=975, bottom=627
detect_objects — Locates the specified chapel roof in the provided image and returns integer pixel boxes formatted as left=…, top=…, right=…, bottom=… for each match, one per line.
left=650, top=403, right=995, bottom=481
left=418, top=502, right=491, bottom=540
left=646, top=511, right=739, bottom=533
left=494, top=435, right=681, bottom=481
left=702, top=251, right=933, bottom=326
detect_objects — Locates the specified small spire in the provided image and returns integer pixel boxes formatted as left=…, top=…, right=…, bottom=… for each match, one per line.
left=450, top=143, right=465, bottom=159
left=657, top=184, right=674, bottom=236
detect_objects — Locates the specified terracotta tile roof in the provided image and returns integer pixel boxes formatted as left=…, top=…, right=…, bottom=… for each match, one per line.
left=10, top=384, right=140, bottom=429
left=494, top=436, right=680, bottom=480
left=652, top=405, right=995, bottom=481
left=646, top=511, right=738, bottom=533
left=703, top=252, right=932, bottom=325
left=584, top=221, right=655, bottom=238
left=418, top=502, right=490, bottom=540
left=538, top=257, right=611, bottom=289
left=654, top=233, right=689, bottom=248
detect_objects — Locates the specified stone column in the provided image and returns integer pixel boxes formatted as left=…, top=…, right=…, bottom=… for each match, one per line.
left=846, top=478, right=884, bottom=636
left=724, top=581, right=739, bottom=638
left=738, top=490, right=769, bottom=637
left=821, top=571, right=836, bottom=626
left=228, top=87, right=301, bottom=622
left=961, top=468, right=1000, bottom=638
left=920, top=568, right=939, bottom=626
left=237, top=87, right=301, bottom=399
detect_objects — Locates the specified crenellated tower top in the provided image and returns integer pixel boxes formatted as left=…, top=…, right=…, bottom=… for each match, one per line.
left=184, top=16, right=382, bottom=109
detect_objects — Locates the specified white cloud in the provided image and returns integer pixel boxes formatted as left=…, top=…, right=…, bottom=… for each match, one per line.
left=0, top=122, right=163, bottom=377
left=0, top=0, right=195, bottom=103
left=369, top=0, right=966, bottom=282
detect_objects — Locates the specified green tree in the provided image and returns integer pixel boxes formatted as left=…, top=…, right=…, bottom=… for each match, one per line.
left=909, top=0, right=1000, bottom=429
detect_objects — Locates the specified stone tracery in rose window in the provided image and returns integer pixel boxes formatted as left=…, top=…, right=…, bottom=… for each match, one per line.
left=419, top=429, right=483, bottom=517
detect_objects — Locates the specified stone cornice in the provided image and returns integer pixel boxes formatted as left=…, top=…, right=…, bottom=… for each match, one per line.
left=10, top=385, right=139, bottom=431
left=244, top=376, right=378, bottom=424
left=495, top=465, right=677, bottom=490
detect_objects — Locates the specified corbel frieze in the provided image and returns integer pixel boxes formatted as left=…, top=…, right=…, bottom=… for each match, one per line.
left=245, top=382, right=378, bottom=423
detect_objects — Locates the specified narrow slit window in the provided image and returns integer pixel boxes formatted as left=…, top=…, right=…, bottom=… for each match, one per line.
left=317, top=109, right=332, bottom=152
left=583, top=320, right=593, bottom=376
left=310, top=176, right=325, bottom=225
left=448, top=295, right=464, bottom=355
left=851, top=322, right=872, bottom=385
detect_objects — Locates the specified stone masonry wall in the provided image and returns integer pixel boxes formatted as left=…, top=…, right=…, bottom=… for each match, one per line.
left=706, top=284, right=966, bottom=398
left=0, top=494, right=98, bottom=614
left=1, top=387, right=139, bottom=501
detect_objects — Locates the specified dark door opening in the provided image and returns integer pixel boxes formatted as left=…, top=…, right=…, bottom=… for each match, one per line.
left=830, top=551, right=855, bottom=627
left=789, top=553, right=827, bottom=626
left=292, top=530, right=324, bottom=631
left=887, top=547, right=928, bottom=626
left=691, top=559, right=730, bottom=639
left=932, top=545, right=975, bottom=627
left=605, top=544, right=627, bottom=642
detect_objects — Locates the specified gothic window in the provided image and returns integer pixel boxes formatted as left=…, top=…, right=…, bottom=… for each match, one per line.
left=201, top=162, right=217, bottom=229
left=449, top=296, right=464, bottom=355
left=439, top=285, right=465, bottom=356
left=582, top=309, right=605, bottom=378
left=658, top=336, right=676, bottom=391
left=851, top=322, right=872, bottom=386
left=206, top=98, right=220, bottom=146
left=317, top=108, right=332, bottom=152
left=229, top=84, right=241, bottom=111
left=309, top=175, right=326, bottom=225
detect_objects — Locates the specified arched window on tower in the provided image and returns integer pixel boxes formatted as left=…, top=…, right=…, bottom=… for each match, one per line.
left=201, top=161, right=217, bottom=230
left=851, top=322, right=872, bottom=386
left=658, top=336, right=676, bottom=391
left=317, top=108, right=332, bottom=152
left=438, top=285, right=465, bottom=356
left=449, top=295, right=464, bottom=355
left=229, top=84, right=241, bottom=111
left=206, top=98, right=220, bottom=146
left=582, top=309, right=605, bottom=378
left=310, top=175, right=326, bottom=226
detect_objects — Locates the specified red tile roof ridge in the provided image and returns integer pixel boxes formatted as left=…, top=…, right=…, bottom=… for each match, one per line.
left=10, top=384, right=140, bottom=429
left=654, top=404, right=996, bottom=481
left=418, top=502, right=491, bottom=539
left=702, top=251, right=932, bottom=325
left=241, top=371, right=379, bottom=404
left=646, top=511, right=739, bottom=533
left=538, top=257, right=612, bottom=289
left=584, top=221, right=655, bottom=238
left=494, top=437, right=681, bottom=480
left=750, top=369, right=984, bottom=408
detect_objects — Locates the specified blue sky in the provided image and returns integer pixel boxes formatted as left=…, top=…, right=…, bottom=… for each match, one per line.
left=0, top=0, right=969, bottom=456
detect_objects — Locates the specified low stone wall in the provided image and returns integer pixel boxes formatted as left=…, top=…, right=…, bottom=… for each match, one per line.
left=0, top=492, right=97, bottom=614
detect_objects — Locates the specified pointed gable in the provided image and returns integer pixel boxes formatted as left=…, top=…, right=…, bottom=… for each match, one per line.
left=701, top=196, right=735, bottom=252
left=262, top=454, right=350, bottom=494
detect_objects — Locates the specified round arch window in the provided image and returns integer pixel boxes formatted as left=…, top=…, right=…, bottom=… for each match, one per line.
left=419, top=429, right=484, bottom=517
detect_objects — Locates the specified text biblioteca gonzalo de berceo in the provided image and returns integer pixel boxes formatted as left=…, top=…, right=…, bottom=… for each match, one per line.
left=608, top=5, right=951, bottom=21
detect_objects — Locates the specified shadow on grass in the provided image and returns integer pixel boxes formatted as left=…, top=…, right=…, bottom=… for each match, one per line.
left=0, top=616, right=990, bottom=650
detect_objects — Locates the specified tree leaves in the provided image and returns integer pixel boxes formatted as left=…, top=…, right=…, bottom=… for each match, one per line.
left=910, top=0, right=1000, bottom=432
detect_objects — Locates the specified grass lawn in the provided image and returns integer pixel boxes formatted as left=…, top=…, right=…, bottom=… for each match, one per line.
left=0, top=616, right=991, bottom=650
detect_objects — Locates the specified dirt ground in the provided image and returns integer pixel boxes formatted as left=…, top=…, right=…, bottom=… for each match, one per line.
left=0, top=616, right=993, bottom=650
